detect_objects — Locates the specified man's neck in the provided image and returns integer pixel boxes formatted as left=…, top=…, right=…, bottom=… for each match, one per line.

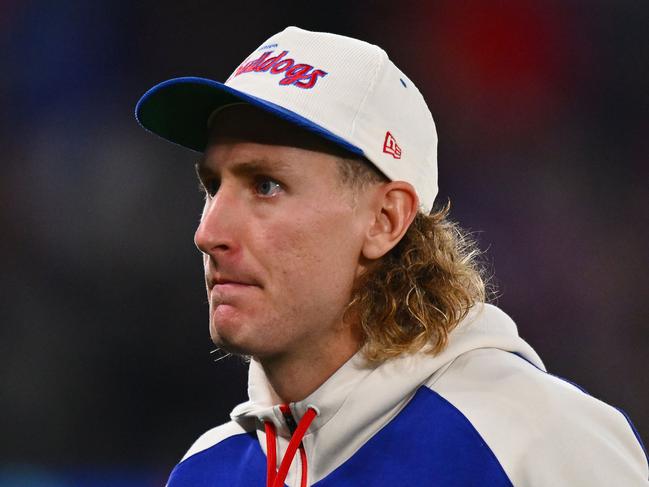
left=258, top=332, right=361, bottom=404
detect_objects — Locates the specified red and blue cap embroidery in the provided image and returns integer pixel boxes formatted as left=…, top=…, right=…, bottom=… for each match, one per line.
left=230, top=50, right=328, bottom=89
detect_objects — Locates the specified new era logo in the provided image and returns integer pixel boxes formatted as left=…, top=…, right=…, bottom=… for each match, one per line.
left=383, top=131, right=402, bottom=159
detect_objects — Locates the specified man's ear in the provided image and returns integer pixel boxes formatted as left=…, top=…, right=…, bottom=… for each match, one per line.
left=361, top=181, right=418, bottom=260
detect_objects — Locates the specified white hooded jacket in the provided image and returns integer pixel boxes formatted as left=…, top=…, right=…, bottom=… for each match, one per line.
left=167, top=304, right=648, bottom=486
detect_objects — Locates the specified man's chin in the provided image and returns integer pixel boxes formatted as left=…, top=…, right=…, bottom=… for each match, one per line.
left=209, top=307, right=251, bottom=353
left=210, top=331, right=284, bottom=361
left=210, top=330, right=248, bottom=355
left=209, top=324, right=262, bottom=357
left=212, top=343, right=250, bottom=358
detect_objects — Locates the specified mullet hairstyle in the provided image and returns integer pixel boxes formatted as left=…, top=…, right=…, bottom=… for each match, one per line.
left=336, top=155, right=489, bottom=364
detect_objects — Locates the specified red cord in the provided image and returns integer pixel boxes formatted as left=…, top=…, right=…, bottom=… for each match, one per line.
left=265, top=421, right=277, bottom=487
left=265, top=407, right=318, bottom=487
left=299, top=444, right=308, bottom=487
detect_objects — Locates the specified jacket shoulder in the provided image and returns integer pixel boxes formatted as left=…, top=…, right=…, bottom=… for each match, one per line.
left=429, top=348, right=649, bottom=485
left=180, top=420, right=250, bottom=462
left=167, top=421, right=265, bottom=487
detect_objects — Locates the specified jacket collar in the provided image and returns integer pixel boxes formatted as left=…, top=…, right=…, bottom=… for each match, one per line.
left=230, top=303, right=544, bottom=439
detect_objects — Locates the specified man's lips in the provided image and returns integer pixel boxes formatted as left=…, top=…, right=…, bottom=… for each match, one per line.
left=206, top=275, right=260, bottom=291
left=209, top=279, right=260, bottom=307
left=212, top=281, right=255, bottom=290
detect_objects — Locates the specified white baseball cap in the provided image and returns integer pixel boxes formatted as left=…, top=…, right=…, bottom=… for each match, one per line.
left=135, top=26, right=439, bottom=212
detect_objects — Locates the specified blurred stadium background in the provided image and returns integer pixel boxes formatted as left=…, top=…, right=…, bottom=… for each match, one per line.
left=1, top=0, right=647, bottom=485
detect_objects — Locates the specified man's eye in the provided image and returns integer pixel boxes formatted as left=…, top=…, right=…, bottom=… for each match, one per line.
left=254, top=178, right=282, bottom=197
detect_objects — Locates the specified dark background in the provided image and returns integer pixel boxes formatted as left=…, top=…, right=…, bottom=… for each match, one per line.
left=2, top=1, right=648, bottom=485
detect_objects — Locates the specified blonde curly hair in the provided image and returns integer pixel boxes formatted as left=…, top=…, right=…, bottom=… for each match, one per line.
left=337, top=156, right=488, bottom=363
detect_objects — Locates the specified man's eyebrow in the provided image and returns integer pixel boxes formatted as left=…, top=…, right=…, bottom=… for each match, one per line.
left=194, top=157, right=292, bottom=177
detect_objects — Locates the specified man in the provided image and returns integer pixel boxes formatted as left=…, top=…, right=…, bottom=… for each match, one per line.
left=136, top=27, right=648, bottom=486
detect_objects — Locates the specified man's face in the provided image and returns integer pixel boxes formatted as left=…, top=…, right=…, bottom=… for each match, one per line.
left=194, top=105, right=374, bottom=362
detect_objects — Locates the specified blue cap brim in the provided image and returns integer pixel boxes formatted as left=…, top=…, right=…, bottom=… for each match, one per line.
left=135, top=77, right=364, bottom=156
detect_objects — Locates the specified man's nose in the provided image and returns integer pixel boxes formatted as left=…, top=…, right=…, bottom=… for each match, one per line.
left=194, top=191, right=238, bottom=255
